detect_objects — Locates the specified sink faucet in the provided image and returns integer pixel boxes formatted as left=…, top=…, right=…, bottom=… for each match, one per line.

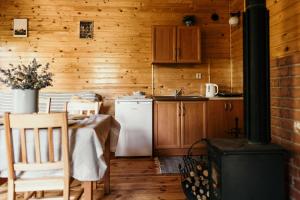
left=175, top=89, right=183, bottom=97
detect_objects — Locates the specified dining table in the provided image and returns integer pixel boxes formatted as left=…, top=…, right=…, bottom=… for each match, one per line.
left=0, top=114, right=120, bottom=200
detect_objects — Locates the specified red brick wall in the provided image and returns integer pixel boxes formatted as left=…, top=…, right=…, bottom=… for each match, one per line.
left=268, top=0, right=300, bottom=199
left=271, top=53, right=300, bottom=199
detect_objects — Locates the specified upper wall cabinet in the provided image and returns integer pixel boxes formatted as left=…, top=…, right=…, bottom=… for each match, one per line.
left=152, top=26, right=177, bottom=63
left=152, top=25, right=201, bottom=64
left=177, top=26, right=201, bottom=63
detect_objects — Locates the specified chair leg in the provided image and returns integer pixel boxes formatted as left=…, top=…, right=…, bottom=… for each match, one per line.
left=7, top=180, right=15, bottom=200
left=82, top=182, right=92, bottom=200
left=63, top=180, right=70, bottom=200
left=92, top=181, right=97, bottom=190
left=104, top=135, right=110, bottom=194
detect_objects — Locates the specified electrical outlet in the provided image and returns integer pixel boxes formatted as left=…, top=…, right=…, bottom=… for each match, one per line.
left=196, top=73, right=202, bottom=79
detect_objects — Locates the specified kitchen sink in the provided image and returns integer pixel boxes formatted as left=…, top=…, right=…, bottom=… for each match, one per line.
left=153, top=95, right=209, bottom=101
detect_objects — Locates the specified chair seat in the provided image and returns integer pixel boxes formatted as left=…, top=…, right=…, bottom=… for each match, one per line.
left=16, top=169, right=63, bottom=180
left=14, top=177, right=64, bottom=192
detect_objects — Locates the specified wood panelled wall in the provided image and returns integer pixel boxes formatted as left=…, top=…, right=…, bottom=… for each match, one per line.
left=0, top=0, right=231, bottom=113
left=230, top=0, right=300, bottom=199
left=229, top=0, right=244, bottom=93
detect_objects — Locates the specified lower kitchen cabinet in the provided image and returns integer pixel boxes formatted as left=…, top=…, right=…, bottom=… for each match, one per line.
left=154, top=99, right=243, bottom=155
left=181, top=101, right=206, bottom=148
left=154, top=101, right=206, bottom=156
left=206, top=99, right=244, bottom=138
left=154, top=101, right=181, bottom=149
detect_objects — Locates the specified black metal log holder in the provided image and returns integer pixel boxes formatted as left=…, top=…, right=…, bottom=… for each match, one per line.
left=179, top=140, right=210, bottom=200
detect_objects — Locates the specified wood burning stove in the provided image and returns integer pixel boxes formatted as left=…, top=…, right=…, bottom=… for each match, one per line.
left=207, top=0, right=287, bottom=199
left=207, top=139, right=286, bottom=200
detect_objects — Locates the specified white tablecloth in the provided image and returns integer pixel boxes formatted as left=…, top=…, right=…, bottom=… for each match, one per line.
left=0, top=114, right=120, bottom=181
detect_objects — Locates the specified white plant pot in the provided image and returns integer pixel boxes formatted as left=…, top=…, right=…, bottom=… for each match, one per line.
left=13, top=89, right=39, bottom=114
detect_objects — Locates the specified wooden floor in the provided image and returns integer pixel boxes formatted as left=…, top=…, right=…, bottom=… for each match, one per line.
left=0, top=158, right=186, bottom=200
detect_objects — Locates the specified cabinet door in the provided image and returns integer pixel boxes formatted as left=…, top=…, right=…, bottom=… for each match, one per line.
left=154, top=101, right=181, bottom=149
left=152, top=26, right=177, bottom=63
left=177, top=26, right=201, bottom=63
left=206, top=100, right=228, bottom=138
left=207, top=100, right=244, bottom=139
left=181, top=101, right=206, bottom=148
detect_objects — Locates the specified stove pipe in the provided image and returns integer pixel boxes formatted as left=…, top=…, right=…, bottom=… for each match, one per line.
left=243, top=0, right=271, bottom=144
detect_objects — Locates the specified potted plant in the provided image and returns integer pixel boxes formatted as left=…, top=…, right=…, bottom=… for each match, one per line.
left=0, top=59, right=53, bottom=113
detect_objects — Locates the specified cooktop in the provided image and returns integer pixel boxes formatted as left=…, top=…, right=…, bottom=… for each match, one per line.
left=217, top=91, right=243, bottom=97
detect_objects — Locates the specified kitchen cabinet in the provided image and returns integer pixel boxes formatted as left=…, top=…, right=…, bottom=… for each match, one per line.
left=181, top=101, right=206, bottom=148
left=154, top=101, right=206, bottom=155
left=206, top=99, right=244, bottom=138
left=152, top=26, right=201, bottom=64
left=177, top=26, right=201, bottom=63
left=154, top=101, right=181, bottom=149
left=152, top=26, right=177, bottom=63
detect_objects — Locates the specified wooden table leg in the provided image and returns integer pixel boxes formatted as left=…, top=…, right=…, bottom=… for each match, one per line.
left=82, top=181, right=93, bottom=200
left=81, top=132, right=110, bottom=199
left=104, top=134, right=110, bottom=194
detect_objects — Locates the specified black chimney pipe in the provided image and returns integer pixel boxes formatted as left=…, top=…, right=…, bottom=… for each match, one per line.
left=243, top=0, right=271, bottom=144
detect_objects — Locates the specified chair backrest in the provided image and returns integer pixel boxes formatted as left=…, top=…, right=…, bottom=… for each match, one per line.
left=38, top=97, right=51, bottom=113
left=39, top=92, right=100, bottom=112
left=4, top=112, right=69, bottom=180
left=65, top=101, right=100, bottom=116
left=0, top=91, right=13, bottom=115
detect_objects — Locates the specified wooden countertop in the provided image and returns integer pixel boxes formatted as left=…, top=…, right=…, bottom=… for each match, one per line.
left=152, top=96, right=243, bottom=101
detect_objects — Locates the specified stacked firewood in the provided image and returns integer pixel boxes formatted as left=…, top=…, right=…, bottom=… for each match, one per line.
left=179, top=156, right=210, bottom=200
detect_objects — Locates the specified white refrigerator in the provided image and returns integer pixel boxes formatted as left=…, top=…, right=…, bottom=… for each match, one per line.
left=115, top=98, right=153, bottom=157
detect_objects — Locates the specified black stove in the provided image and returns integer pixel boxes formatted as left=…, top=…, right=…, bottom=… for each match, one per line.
left=207, top=0, right=287, bottom=199
left=207, top=139, right=286, bottom=200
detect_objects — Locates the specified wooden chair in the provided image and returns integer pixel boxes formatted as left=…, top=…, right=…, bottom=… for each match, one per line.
left=4, top=112, right=70, bottom=200
left=65, top=100, right=107, bottom=192
left=65, top=101, right=100, bottom=116
left=38, top=98, right=51, bottom=113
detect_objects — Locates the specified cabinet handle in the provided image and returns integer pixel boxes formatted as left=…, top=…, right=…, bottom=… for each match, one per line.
left=173, top=48, right=177, bottom=61
left=229, top=103, right=233, bottom=111
left=183, top=105, right=185, bottom=116
left=224, top=103, right=228, bottom=111
left=179, top=104, right=181, bottom=116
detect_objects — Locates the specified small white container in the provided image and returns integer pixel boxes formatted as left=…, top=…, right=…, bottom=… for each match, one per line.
left=13, top=89, right=38, bottom=113
left=205, top=83, right=219, bottom=97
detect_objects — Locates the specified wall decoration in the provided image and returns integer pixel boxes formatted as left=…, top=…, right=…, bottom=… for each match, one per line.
left=13, top=19, right=28, bottom=37
left=80, top=21, right=94, bottom=39
left=211, top=13, right=220, bottom=21
left=183, top=15, right=196, bottom=26
left=229, top=12, right=241, bottom=26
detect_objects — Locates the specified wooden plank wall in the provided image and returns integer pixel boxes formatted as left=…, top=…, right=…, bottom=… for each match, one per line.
left=229, top=0, right=244, bottom=93
left=0, top=0, right=231, bottom=114
left=230, top=0, right=300, bottom=92
left=231, top=0, right=300, bottom=199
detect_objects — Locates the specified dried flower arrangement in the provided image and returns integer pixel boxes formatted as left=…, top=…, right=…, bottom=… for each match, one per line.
left=0, top=59, right=53, bottom=90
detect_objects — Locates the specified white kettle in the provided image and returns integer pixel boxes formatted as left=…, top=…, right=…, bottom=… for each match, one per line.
left=205, top=83, right=219, bottom=97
